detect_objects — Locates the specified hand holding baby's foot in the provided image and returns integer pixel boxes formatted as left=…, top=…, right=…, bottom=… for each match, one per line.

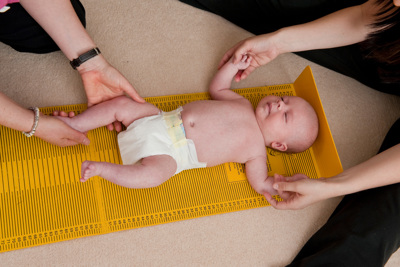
left=81, top=160, right=101, bottom=182
left=233, top=55, right=251, bottom=70
left=52, top=110, right=87, bottom=134
left=52, top=110, right=75, bottom=126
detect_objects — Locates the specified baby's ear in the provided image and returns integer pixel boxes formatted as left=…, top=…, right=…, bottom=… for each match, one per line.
left=270, top=141, right=288, bottom=152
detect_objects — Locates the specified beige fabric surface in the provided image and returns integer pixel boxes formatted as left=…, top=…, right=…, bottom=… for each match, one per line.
left=1, top=0, right=400, bottom=266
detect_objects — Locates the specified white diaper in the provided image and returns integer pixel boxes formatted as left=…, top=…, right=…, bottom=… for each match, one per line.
left=117, top=107, right=207, bottom=174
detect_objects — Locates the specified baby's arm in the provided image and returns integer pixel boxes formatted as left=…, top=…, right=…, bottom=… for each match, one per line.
left=245, top=156, right=277, bottom=196
left=209, top=55, right=251, bottom=101
left=55, top=96, right=159, bottom=133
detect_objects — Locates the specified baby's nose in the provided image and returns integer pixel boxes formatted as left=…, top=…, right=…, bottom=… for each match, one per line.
left=274, top=100, right=283, bottom=111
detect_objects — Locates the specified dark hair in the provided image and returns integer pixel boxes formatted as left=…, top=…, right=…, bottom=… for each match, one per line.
left=361, top=0, right=400, bottom=83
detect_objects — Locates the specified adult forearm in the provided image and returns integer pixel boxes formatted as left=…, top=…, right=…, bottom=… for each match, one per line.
left=0, top=93, right=36, bottom=132
left=19, top=0, right=96, bottom=60
left=274, top=3, right=372, bottom=54
left=324, top=144, right=400, bottom=198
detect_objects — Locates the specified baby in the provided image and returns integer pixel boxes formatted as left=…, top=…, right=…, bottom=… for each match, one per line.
left=56, top=56, right=318, bottom=196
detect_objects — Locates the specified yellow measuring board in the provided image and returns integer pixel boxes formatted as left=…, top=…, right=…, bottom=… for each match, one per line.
left=0, top=66, right=341, bottom=252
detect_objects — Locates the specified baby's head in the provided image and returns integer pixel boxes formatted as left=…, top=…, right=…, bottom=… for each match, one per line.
left=255, top=95, right=319, bottom=153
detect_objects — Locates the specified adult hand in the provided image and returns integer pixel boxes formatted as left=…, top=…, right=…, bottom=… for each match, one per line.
left=78, top=55, right=145, bottom=107
left=77, top=55, right=145, bottom=131
left=35, top=112, right=90, bottom=147
left=263, top=173, right=328, bottom=210
left=218, top=33, right=280, bottom=82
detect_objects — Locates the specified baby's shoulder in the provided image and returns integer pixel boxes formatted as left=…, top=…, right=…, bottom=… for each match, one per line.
left=225, top=97, right=254, bottom=111
left=234, top=96, right=252, bottom=105
left=242, top=141, right=267, bottom=164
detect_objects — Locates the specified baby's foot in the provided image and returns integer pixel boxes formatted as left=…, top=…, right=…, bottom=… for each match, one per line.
left=80, top=160, right=101, bottom=182
left=53, top=110, right=85, bottom=133
left=53, top=110, right=74, bottom=127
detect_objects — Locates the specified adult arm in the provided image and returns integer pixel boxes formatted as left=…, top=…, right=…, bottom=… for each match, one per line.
left=0, top=92, right=89, bottom=147
left=264, top=144, right=400, bottom=209
left=220, top=0, right=379, bottom=81
left=19, top=0, right=144, bottom=106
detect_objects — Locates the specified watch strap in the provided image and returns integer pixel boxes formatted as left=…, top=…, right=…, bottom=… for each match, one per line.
left=70, top=47, right=101, bottom=69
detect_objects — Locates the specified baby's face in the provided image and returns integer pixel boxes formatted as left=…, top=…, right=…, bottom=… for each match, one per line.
left=255, top=95, right=317, bottom=151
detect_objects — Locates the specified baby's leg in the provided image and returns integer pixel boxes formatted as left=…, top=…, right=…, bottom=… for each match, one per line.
left=81, top=155, right=177, bottom=188
left=56, top=96, right=159, bottom=132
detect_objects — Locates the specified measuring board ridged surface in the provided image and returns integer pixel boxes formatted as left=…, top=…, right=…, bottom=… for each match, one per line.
left=0, top=85, right=319, bottom=252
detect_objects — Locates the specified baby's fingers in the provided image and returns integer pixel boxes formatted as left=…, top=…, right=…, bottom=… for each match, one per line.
left=218, top=41, right=244, bottom=69
left=264, top=192, right=292, bottom=210
left=263, top=192, right=278, bottom=207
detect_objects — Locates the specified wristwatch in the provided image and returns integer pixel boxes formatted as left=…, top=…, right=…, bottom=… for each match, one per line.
left=70, top=47, right=101, bottom=69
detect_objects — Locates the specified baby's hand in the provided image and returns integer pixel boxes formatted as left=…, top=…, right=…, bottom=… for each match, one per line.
left=232, top=55, right=251, bottom=70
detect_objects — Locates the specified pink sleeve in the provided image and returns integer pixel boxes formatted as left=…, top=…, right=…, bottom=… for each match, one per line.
left=1, top=0, right=19, bottom=9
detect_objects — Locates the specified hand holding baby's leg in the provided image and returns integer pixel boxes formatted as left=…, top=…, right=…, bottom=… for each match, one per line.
left=52, top=110, right=84, bottom=133
left=52, top=110, right=75, bottom=127
left=53, top=96, right=159, bottom=133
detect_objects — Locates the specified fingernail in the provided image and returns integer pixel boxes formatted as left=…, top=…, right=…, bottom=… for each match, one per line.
left=273, top=184, right=278, bottom=189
